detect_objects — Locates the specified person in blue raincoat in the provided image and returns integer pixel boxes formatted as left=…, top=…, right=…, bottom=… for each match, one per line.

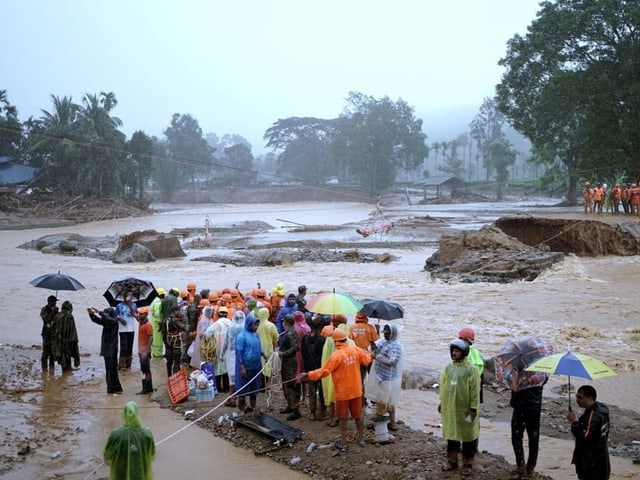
left=275, top=293, right=298, bottom=335
left=235, top=314, right=267, bottom=414
left=438, top=339, right=480, bottom=477
left=103, top=401, right=155, bottom=480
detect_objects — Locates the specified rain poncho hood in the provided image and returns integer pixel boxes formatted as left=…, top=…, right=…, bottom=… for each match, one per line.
left=271, top=282, right=285, bottom=297
left=103, top=402, right=155, bottom=480
left=225, top=311, right=245, bottom=351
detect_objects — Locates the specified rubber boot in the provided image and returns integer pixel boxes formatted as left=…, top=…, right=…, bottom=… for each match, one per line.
left=516, top=464, right=528, bottom=479
left=308, top=389, right=317, bottom=420
left=317, top=404, right=328, bottom=421
left=461, top=457, right=474, bottom=477
left=327, top=403, right=337, bottom=427
left=442, top=450, right=459, bottom=471
left=388, top=405, right=398, bottom=431
left=136, top=379, right=149, bottom=395
left=41, top=357, right=47, bottom=371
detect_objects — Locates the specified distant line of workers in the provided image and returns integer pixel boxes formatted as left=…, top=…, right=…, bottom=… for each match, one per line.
left=582, top=180, right=640, bottom=215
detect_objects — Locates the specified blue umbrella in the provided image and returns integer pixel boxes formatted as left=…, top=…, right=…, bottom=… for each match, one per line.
left=526, top=349, right=616, bottom=409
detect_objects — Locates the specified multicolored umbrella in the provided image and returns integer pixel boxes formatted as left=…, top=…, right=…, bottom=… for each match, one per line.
left=525, top=349, right=616, bottom=409
left=306, top=290, right=362, bottom=315
left=493, top=337, right=553, bottom=392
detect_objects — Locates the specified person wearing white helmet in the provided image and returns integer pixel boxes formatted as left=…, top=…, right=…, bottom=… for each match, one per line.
left=438, top=339, right=480, bottom=477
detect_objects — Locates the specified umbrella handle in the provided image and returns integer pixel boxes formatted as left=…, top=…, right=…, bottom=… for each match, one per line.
left=568, top=375, right=571, bottom=411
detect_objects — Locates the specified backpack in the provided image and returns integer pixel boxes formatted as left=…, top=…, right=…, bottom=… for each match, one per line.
left=200, top=335, right=217, bottom=363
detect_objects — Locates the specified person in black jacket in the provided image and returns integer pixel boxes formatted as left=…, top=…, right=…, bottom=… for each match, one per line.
left=301, top=315, right=327, bottom=421
left=88, top=306, right=125, bottom=394
left=567, top=385, right=611, bottom=480
left=510, top=382, right=546, bottom=479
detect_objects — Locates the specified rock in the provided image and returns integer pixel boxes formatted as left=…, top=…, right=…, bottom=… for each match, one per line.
left=114, top=230, right=185, bottom=259
left=58, top=240, right=79, bottom=252
left=111, top=243, right=156, bottom=263
left=402, top=365, right=440, bottom=390
left=424, top=225, right=564, bottom=283
left=41, top=244, right=62, bottom=254
left=494, top=216, right=640, bottom=256
left=35, top=233, right=85, bottom=250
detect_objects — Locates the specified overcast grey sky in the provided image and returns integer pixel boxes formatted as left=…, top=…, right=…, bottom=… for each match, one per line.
left=1, top=1, right=541, bottom=153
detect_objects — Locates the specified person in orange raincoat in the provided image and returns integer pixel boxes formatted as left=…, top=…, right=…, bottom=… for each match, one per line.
left=299, top=329, right=372, bottom=451
left=321, top=314, right=347, bottom=337
left=582, top=182, right=593, bottom=214
left=349, top=311, right=379, bottom=403
left=269, top=283, right=286, bottom=324
left=185, top=282, right=197, bottom=304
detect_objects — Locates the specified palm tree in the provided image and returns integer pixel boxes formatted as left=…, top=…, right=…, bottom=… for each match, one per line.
left=30, top=95, right=81, bottom=193
left=78, top=92, right=126, bottom=196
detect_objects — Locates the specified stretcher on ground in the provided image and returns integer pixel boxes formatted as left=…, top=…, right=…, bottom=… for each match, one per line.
left=231, top=411, right=303, bottom=444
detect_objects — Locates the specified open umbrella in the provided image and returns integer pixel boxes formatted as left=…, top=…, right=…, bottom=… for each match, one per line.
left=525, top=348, right=616, bottom=409
left=103, top=277, right=158, bottom=307
left=358, top=298, right=404, bottom=321
left=493, top=337, right=553, bottom=392
left=306, top=289, right=362, bottom=315
left=30, top=271, right=85, bottom=297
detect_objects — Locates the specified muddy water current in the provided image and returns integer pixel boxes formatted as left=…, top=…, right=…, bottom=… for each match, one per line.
left=1, top=200, right=638, bottom=479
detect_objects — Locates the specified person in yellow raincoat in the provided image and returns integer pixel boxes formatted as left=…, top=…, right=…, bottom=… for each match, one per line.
left=103, top=401, right=155, bottom=480
left=438, top=339, right=480, bottom=477
left=256, top=307, right=279, bottom=391
left=149, top=288, right=165, bottom=358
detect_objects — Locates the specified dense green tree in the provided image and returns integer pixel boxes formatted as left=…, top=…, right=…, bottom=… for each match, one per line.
left=485, top=141, right=517, bottom=199
left=264, top=117, right=336, bottom=183
left=496, top=0, right=640, bottom=202
left=0, top=90, right=22, bottom=160
left=332, top=92, right=428, bottom=194
left=438, top=138, right=466, bottom=178
left=77, top=92, right=126, bottom=196
left=126, top=130, right=154, bottom=200
left=469, top=97, right=508, bottom=181
left=163, top=113, right=214, bottom=198
left=29, top=95, right=82, bottom=193
left=222, top=143, right=255, bottom=184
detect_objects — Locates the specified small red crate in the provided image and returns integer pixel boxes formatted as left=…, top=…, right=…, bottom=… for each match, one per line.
left=167, top=369, right=189, bottom=405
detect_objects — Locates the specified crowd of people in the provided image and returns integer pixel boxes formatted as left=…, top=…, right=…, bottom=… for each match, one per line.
left=40, top=282, right=610, bottom=480
left=582, top=180, right=640, bottom=215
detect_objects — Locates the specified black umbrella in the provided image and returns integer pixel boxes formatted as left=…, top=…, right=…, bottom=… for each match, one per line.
left=358, top=298, right=404, bottom=320
left=30, top=271, right=86, bottom=297
left=103, top=277, right=158, bottom=307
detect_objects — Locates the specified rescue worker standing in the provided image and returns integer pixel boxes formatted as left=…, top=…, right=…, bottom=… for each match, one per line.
left=439, top=339, right=480, bottom=477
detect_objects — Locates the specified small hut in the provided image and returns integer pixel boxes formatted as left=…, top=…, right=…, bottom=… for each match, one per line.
left=419, top=176, right=465, bottom=200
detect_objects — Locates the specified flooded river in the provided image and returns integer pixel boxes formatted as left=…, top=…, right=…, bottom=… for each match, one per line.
left=1, top=200, right=638, bottom=479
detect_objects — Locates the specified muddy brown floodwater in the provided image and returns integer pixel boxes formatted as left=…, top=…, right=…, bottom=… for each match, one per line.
left=1, top=200, right=639, bottom=479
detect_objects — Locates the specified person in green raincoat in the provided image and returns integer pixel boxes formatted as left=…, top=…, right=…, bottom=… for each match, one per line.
left=438, top=339, right=480, bottom=477
left=103, top=401, right=155, bottom=480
